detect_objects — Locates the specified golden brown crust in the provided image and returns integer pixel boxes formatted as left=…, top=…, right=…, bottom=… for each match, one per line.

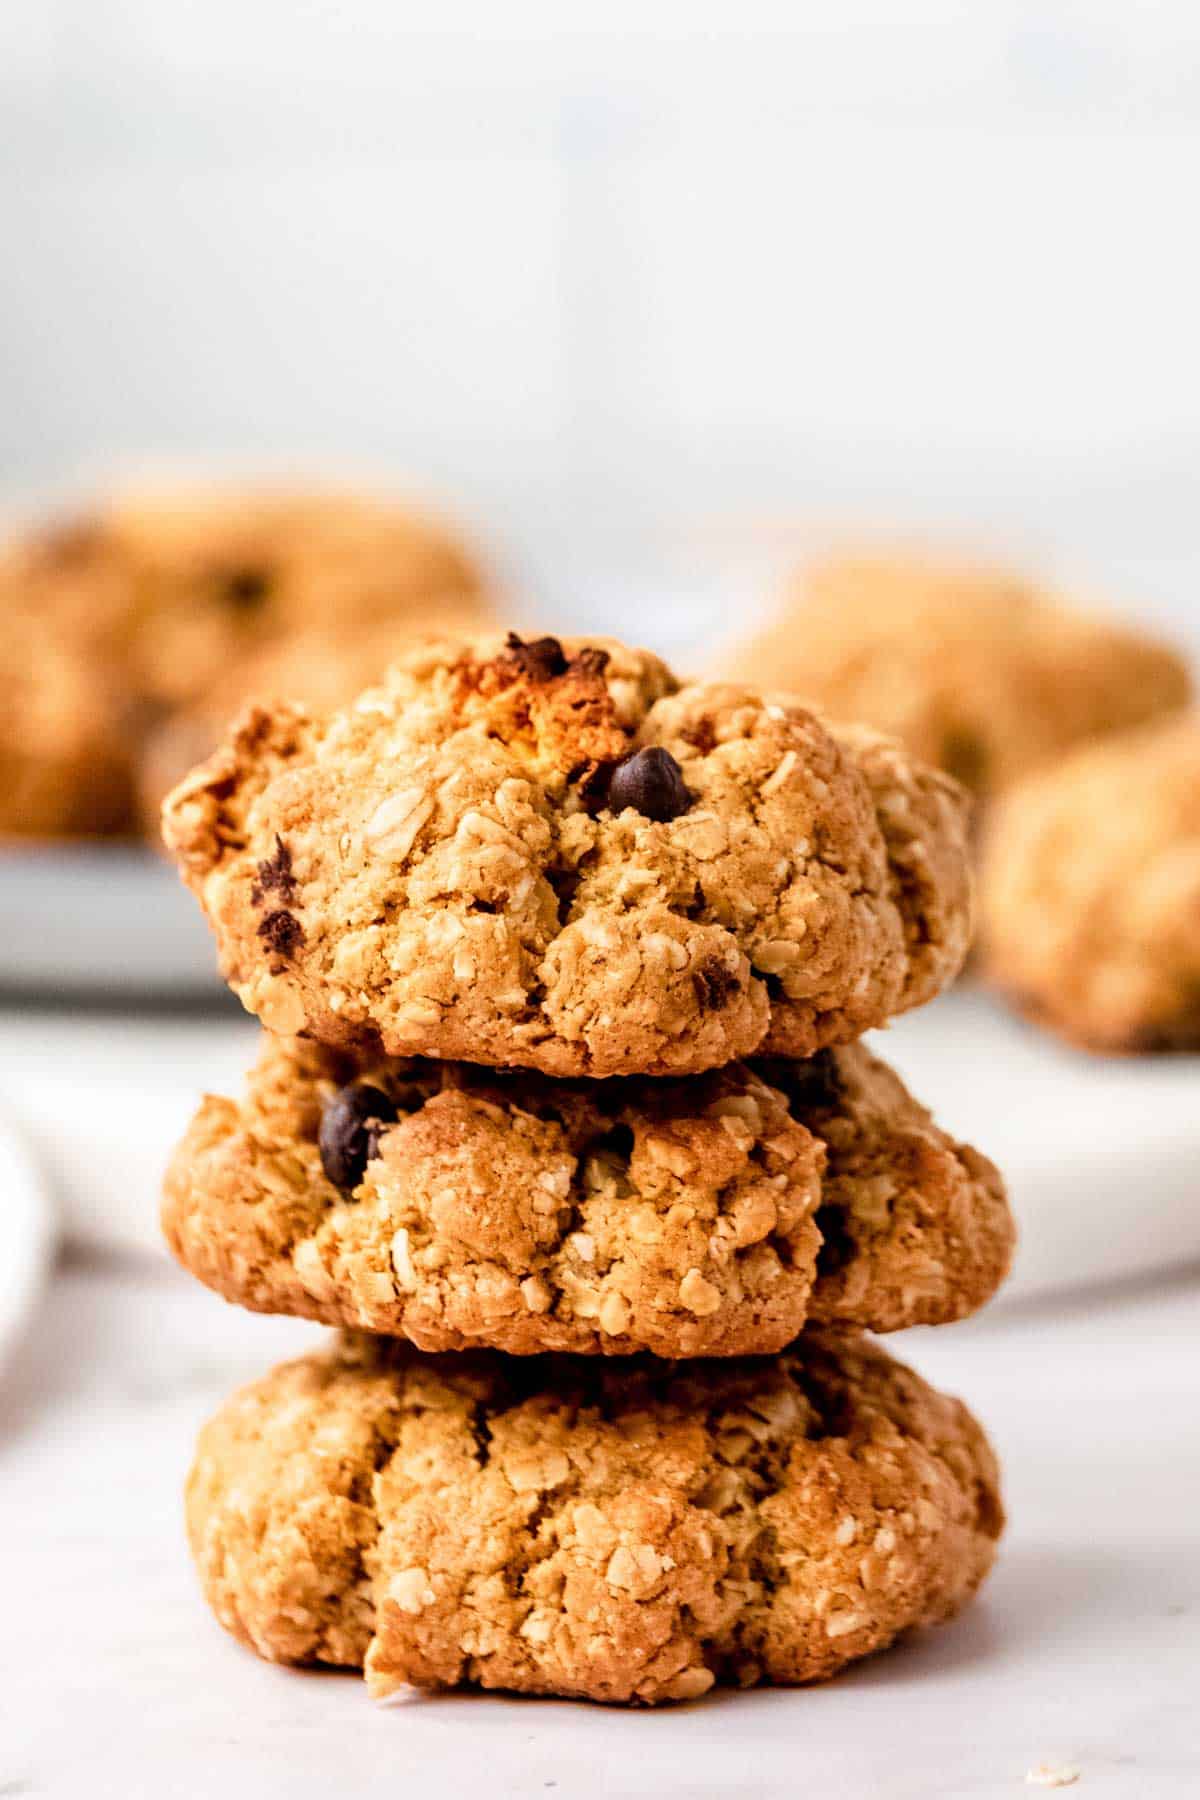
left=980, top=714, right=1200, bottom=1052
left=162, top=634, right=972, bottom=1075
left=186, top=1332, right=1003, bottom=1705
left=162, top=1036, right=1012, bottom=1352
left=771, top=1049, right=1014, bottom=1332
left=726, top=552, right=1192, bottom=800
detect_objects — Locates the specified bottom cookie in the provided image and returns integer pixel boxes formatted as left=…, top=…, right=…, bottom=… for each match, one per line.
left=186, top=1332, right=1002, bottom=1705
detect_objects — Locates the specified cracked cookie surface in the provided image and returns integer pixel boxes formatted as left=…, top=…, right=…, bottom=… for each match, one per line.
left=980, top=714, right=1200, bottom=1052
left=163, top=632, right=972, bottom=1075
left=186, top=1331, right=1002, bottom=1705
left=726, top=552, right=1192, bottom=801
left=137, top=617, right=496, bottom=835
left=163, top=1036, right=1011, bottom=1354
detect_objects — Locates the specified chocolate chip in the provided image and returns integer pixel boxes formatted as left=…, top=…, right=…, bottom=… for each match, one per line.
left=814, top=1204, right=856, bottom=1279
left=503, top=631, right=568, bottom=681
left=318, top=1083, right=400, bottom=1191
left=220, top=564, right=272, bottom=609
left=570, top=759, right=613, bottom=815
left=692, top=955, right=740, bottom=1012
left=571, top=645, right=611, bottom=678
left=607, top=747, right=692, bottom=822
left=256, top=908, right=303, bottom=959
left=251, top=835, right=297, bottom=904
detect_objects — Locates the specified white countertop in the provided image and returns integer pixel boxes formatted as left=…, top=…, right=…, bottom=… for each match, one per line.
left=3, top=1248, right=1197, bottom=1799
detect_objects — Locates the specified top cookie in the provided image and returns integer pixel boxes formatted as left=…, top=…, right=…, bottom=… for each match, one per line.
left=725, top=552, right=1192, bottom=801
left=163, top=632, right=972, bottom=1076
left=137, top=617, right=496, bottom=836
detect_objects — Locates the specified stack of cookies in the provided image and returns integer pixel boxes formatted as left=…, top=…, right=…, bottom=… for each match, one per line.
left=161, top=631, right=1014, bottom=1706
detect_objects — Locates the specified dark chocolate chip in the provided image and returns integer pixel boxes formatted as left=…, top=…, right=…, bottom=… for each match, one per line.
left=607, top=747, right=693, bottom=822
left=251, top=834, right=297, bottom=904
left=318, top=1083, right=400, bottom=1191
left=220, top=564, right=272, bottom=609
left=692, top=955, right=740, bottom=1012
left=503, top=631, right=568, bottom=681
left=571, top=645, right=611, bottom=678
left=571, top=759, right=613, bottom=814
left=256, top=908, right=303, bottom=959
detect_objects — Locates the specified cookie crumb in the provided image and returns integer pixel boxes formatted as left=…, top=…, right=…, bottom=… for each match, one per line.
left=1025, top=1762, right=1080, bottom=1788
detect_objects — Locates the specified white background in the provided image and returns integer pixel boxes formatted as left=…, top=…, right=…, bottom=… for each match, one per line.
left=2, top=14, right=1200, bottom=1794
left=2, top=3, right=1200, bottom=649
left=3, top=1254, right=1196, bottom=1798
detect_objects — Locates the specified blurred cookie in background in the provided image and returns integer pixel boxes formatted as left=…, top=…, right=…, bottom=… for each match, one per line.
left=0, top=485, right=492, bottom=842
left=79, top=486, right=489, bottom=712
left=725, top=551, right=1192, bottom=803
left=4, top=485, right=490, bottom=712
left=980, top=714, right=1200, bottom=1053
left=0, top=616, right=135, bottom=840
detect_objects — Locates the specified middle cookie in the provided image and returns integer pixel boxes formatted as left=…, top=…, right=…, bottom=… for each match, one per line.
left=165, top=1036, right=1013, bottom=1358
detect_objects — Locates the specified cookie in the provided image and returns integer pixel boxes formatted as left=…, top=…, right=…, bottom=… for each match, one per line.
left=137, top=617, right=491, bottom=836
left=162, top=633, right=972, bottom=1075
left=0, top=486, right=488, bottom=840
left=980, top=714, right=1200, bottom=1052
left=5, top=486, right=487, bottom=713
left=726, top=551, right=1192, bottom=801
left=164, top=1037, right=1011, bottom=1355
left=759, top=1046, right=1013, bottom=1332
left=0, top=616, right=135, bottom=840
left=186, top=1331, right=1002, bottom=1704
